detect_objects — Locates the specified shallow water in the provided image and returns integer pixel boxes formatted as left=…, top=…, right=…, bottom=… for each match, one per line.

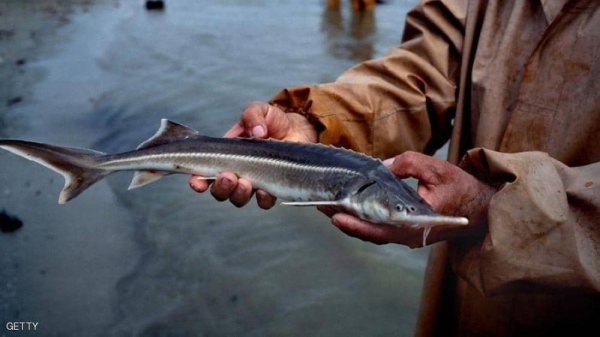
left=0, top=0, right=430, bottom=336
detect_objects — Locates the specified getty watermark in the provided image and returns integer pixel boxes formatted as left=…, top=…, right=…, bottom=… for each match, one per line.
left=5, top=322, right=39, bottom=332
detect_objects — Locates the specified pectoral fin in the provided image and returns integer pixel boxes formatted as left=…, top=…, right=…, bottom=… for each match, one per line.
left=281, top=201, right=344, bottom=207
left=191, top=175, right=217, bottom=180
left=128, top=170, right=171, bottom=189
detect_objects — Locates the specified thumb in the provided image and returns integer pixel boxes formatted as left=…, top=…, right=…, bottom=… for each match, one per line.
left=224, top=101, right=269, bottom=138
left=227, top=101, right=291, bottom=139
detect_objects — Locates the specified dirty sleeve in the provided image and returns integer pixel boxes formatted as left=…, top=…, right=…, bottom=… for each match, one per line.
left=268, top=0, right=466, bottom=159
left=454, top=148, right=600, bottom=295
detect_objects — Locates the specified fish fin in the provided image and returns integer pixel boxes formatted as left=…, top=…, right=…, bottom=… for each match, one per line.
left=0, top=140, right=110, bottom=204
left=129, top=171, right=216, bottom=190
left=190, top=176, right=216, bottom=180
left=128, top=170, right=171, bottom=190
left=281, top=201, right=344, bottom=207
left=392, top=214, right=469, bottom=226
left=136, top=119, right=199, bottom=150
left=422, top=226, right=432, bottom=247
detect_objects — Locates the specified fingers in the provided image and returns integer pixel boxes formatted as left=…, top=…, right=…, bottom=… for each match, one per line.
left=239, top=101, right=270, bottom=138
left=331, top=213, right=422, bottom=247
left=387, top=151, right=442, bottom=184
left=317, top=205, right=340, bottom=218
left=190, top=172, right=253, bottom=207
left=386, top=151, right=496, bottom=221
left=189, top=175, right=210, bottom=193
left=224, top=101, right=290, bottom=139
left=189, top=174, right=276, bottom=209
left=256, top=190, right=277, bottom=209
left=229, top=178, right=254, bottom=207
left=210, top=172, right=239, bottom=201
left=211, top=174, right=267, bottom=209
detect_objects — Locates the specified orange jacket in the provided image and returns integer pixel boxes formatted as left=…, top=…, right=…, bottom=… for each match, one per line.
left=269, top=0, right=600, bottom=335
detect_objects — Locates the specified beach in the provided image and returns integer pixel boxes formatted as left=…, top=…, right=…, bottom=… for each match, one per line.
left=0, top=1, right=430, bottom=336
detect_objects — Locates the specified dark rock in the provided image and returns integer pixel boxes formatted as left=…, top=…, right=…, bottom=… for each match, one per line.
left=145, top=1, right=165, bottom=10
left=0, top=210, right=23, bottom=233
left=7, top=96, right=23, bottom=107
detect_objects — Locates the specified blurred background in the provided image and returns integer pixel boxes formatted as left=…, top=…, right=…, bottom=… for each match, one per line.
left=0, top=0, right=428, bottom=336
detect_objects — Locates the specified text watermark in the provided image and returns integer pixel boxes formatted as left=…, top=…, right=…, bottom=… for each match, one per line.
left=5, top=322, right=39, bottom=332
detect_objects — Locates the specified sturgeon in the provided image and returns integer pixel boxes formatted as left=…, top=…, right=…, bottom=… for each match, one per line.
left=0, top=119, right=467, bottom=232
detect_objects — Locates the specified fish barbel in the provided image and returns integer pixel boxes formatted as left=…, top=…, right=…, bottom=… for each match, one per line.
left=0, top=119, right=468, bottom=232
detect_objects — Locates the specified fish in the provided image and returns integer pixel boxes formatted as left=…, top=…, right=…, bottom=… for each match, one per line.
left=0, top=119, right=468, bottom=243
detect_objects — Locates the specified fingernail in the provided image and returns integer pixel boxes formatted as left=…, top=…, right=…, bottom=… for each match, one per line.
left=220, top=177, right=233, bottom=190
left=383, top=158, right=394, bottom=167
left=251, top=125, right=266, bottom=138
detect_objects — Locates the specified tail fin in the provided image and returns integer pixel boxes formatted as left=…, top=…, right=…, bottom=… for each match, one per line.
left=0, top=140, right=110, bottom=204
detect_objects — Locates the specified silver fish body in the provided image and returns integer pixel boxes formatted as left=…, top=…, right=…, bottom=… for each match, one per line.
left=0, top=119, right=468, bottom=227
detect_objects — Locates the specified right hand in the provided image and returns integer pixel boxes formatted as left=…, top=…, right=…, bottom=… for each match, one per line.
left=188, top=101, right=318, bottom=208
left=323, top=152, right=495, bottom=247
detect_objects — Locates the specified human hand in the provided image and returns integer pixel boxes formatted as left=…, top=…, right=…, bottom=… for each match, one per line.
left=188, top=101, right=318, bottom=208
left=325, top=151, right=496, bottom=248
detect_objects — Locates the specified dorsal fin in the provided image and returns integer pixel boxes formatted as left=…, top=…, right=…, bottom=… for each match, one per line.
left=137, top=119, right=199, bottom=150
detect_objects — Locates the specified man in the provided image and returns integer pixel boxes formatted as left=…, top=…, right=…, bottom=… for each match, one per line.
left=327, top=0, right=377, bottom=12
left=190, top=0, right=600, bottom=335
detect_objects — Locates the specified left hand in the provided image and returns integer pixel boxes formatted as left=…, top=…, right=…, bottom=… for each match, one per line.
left=324, top=151, right=497, bottom=248
left=188, top=102, right=317, bottom=209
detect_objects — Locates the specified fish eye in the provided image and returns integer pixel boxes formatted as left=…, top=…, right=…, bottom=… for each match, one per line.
left=395, top=204, right=404, bottom=212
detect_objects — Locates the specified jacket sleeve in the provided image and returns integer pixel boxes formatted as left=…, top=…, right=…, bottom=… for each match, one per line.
left=454, top=149, right=600, bottom=295
left=269, top=0, right=466, bottom=159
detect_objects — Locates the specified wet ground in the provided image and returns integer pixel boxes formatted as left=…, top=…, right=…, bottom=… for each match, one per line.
left=0, top=0, right=429, bottom=336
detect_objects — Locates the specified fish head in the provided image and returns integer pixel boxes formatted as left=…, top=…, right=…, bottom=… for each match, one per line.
left=346, top=179, right=435, bottom=225
left=345, top=166, right=468, bottom=227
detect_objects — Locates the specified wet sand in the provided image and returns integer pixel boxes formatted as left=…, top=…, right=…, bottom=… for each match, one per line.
left=0, top=1, right=430, bottom=336
left=0, top=1, right=138, bottom=334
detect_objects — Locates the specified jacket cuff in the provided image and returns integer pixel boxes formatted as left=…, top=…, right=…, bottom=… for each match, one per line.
left=452, top=148, right=600, bottom=295
left=268, top=85, right=377, bottom=156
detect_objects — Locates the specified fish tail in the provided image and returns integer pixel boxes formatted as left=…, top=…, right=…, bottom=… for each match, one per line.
left=0, top=140, right=110, bottom=204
